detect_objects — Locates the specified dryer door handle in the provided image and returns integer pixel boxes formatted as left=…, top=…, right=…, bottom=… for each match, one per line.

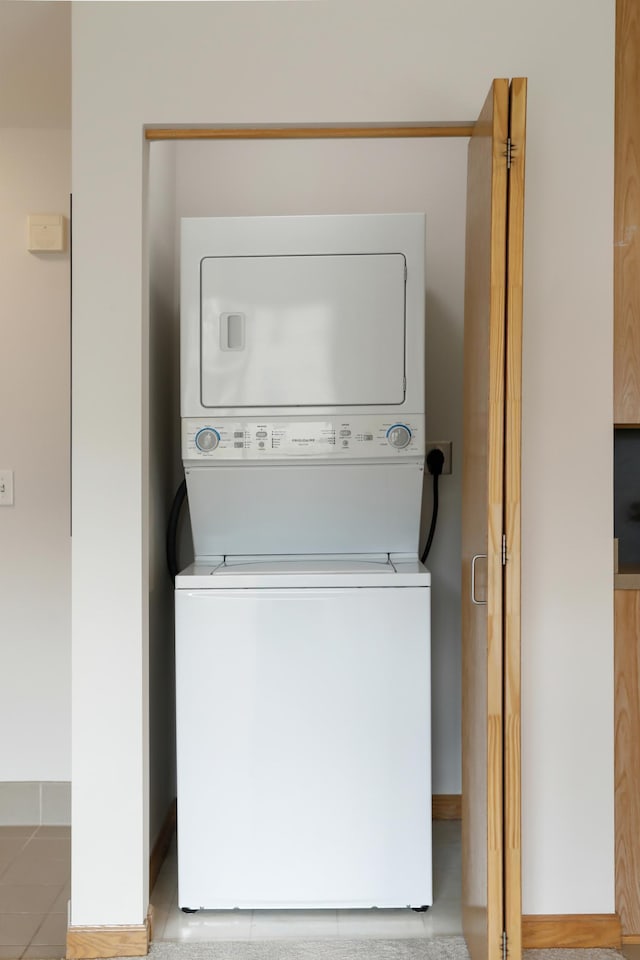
left=219, top=312, right=246, bottom=351
left=471, top=554, right=487, bottom=605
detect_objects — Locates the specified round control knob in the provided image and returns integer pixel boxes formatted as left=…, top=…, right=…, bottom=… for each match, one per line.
left=195, top=427, right=220, bottom=452
left=386, top=424, right=412, bottom=449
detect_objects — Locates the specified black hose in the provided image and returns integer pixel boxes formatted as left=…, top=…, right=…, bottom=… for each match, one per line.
left=421, top=449, right=445, bottom=565
left=166, top=479, right=187, bottom=580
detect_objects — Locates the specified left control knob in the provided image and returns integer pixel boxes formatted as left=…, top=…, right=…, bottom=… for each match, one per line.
left=195, top=427, right=220, bottom=452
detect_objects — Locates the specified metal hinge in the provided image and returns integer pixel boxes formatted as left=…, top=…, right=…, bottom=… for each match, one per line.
left=502, top=534, right=507, bottom=566
left=506, top=137, right=512, bottom=169
left=502, top=930, right=508, bottom=960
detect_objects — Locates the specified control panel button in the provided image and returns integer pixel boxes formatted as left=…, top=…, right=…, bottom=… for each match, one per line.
left=195, top=427, right=220, bottom=452
left=386, top=424, right=412, bottom=449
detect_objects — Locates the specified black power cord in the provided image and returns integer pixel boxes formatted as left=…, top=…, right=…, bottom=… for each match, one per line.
left=420, top=448, right=445, bottom=565
left=166, top=478, right=187, bottom=580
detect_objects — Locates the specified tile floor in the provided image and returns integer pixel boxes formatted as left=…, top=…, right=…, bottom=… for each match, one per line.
left=0, top=826, right=70, bottom=960
left=2, top=824, right=639, bottom=957
left=151, top=820, right=462, bottom=942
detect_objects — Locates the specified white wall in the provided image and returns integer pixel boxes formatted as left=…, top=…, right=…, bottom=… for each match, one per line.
left=0, top=2, right=70, bottom=129
left=0, top=127, right=71, bottom=782
left=173, top=137, right=466, bottom=794
left=72, top=0, right=614, bottom=926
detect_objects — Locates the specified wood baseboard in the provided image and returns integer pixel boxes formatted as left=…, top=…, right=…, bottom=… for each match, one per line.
left=623, top=935, right=640, bottom=944
left=522, top=914, right=622, bottom=949
left=66, top=799, right=176, bottom=957
left=150, top=798, right=177, bottom=893
left=432, top=794, right=462, bottom=819
left=66, top=910, right=152, bottom=959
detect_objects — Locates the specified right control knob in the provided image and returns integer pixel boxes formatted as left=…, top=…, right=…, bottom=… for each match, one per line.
left=386, top=424, right=412, bottom=449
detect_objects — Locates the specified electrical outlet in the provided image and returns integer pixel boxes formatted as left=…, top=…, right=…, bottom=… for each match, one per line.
left=425, top=442, right=453, bottom=475
left=0, top=469, right=14, bottom=506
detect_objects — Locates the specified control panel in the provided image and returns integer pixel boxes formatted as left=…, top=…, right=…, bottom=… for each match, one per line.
left=182, top=416, right=425, bottom=460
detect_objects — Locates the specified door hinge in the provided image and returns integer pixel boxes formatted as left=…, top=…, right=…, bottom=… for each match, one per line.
left=502, top=930, right=508, bottom=960
left=502, top=534, right=507, bottom=566
left=506, top=137, right=512, bottom=169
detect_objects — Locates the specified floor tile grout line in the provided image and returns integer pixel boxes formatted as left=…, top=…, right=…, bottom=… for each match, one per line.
left=25, top=908, right=54, bottom=951
left=0, top=827, right=70, bottom=959
left=0, top=832, right=39, bottom=885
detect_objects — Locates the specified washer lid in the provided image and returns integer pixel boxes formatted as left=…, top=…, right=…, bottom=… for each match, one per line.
left=213, top=553, right=393, bottom=576
left=175, top=554, right=430, bottom=589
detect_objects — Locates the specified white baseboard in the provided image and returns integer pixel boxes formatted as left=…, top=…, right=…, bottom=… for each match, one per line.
left=0, top=781, right=71, bottom=825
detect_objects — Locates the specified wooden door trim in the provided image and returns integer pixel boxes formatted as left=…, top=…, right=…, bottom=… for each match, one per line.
left=483, top=81, right=510, bottom=960
left=614, top=0, right=640, bottom=938
left=144, top=122, right=474, bottom=141
left=615, top=589, right=640, bottom=933
left=503, top=76, right=526, bottom=960
left=462, top=77, right=510, bottom=960
left=614, top=0, right=640, bottom=423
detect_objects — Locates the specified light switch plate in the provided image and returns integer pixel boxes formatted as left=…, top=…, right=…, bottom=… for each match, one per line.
left=0, top=470, right=14, bottom=506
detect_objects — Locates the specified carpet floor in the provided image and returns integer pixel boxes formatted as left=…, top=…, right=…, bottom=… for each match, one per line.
left=143, top=938, right=625, bottom=960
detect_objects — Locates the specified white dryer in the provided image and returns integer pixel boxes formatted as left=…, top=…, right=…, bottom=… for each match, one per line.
left=175, top=214, right=432, bottom=910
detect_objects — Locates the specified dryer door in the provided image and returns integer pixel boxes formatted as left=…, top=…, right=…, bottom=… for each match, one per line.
left=200, top=253, right=406, bottom=408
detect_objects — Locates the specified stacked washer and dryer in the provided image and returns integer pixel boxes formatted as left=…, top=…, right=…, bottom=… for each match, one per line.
left=175, top=213, right=432, bottom=911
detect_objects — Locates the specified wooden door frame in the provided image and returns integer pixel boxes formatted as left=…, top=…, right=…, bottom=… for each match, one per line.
left=144, top=110, right=522, bottom=951
left=614, top=0, right=640, bottom=943
left=503, top=76, right=526, bottom=960
left=460, top=77, right=525, bottom=960
left=614, top=0, right=640, bottom=425
left=461, top=78, right=510, bottom=960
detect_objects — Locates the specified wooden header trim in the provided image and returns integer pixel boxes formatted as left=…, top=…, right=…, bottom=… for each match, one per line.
left=522, top=914, right=622, bottom=949
left=145, top=122, right=474, bottom=142
left=432, top=794, right=462, bottom=819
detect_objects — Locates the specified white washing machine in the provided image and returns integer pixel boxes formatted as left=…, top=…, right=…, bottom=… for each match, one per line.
left=175, top=214, right=432, bottom=910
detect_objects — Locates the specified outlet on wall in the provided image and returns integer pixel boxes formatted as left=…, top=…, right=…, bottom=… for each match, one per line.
left=0, top=470, right=14, bottom=506
left=425, top=442, right=453, bottom=475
